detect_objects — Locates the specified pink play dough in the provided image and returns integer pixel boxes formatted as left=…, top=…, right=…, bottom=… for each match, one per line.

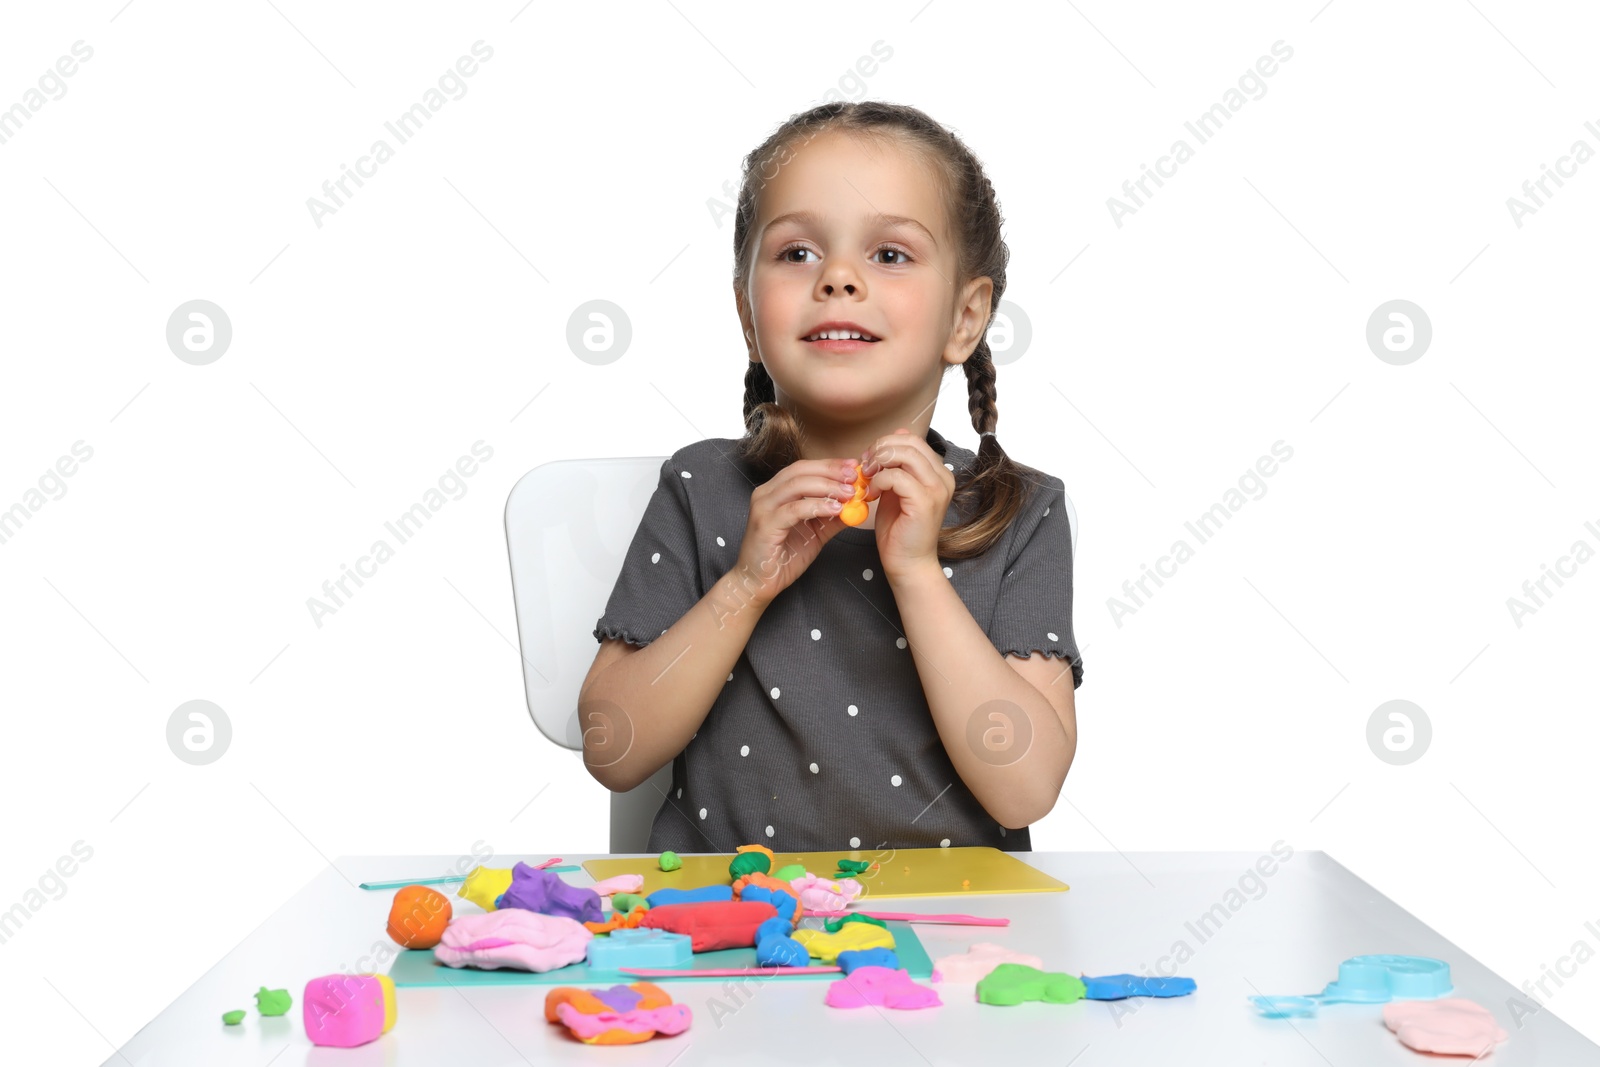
left=434, top=909, right=592, bottom=972
left=1382, top=998, right=1509, bottom=1057
left=788, top=874, right=863, bottom=911
left=931, top=942, right=1045, bottom=983
left=824, top=966, right=942, bottom=1010
left=590, top=874, right=644, bottom=898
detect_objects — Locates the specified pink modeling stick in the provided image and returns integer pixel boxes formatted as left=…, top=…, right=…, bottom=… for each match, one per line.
left=808, top=910, right=1009, bottom=927
left=621, top=965, right=841, bottom=978
left=533, top=857, right=563, bottom=870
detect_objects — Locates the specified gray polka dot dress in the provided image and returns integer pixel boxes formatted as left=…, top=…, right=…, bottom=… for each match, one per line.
left=593, top=427, right=1083, bottom=855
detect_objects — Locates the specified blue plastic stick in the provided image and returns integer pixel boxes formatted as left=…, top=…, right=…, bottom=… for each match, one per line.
left=358, top=865, right=580, bottom=891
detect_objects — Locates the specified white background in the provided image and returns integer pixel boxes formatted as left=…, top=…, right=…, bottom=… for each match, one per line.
left=1, top=1, right=1596, bottom=1063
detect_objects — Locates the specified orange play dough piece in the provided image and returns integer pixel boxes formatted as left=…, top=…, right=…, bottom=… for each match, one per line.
left=839, top=466, right=869, bottom=526
left=584, top=908, right=649, bottom=935
left=732, top=871, right=805, bottom=919
left=386, top=885, right=452, bottom=949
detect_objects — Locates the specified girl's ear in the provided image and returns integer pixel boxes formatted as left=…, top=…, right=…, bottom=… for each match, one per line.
left=945, top=275, right=995, bottom=365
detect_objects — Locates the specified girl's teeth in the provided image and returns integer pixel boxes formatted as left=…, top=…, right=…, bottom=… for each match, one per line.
left=809, top=330, right=875, bottom=341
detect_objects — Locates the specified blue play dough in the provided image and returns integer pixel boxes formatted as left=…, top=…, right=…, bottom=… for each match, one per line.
left=645, top=885, right=734, bottom=908
left=756, top=934, right=809, bottom=967
left=837, top=947, right=900, bottom=974
left=740, top=885, right=798, bottom=923
left=1082, top=974, right=1196, bottom=1000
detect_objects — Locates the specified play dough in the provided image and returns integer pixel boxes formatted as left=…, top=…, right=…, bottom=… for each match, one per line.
left=658, top=851, right=682, bottom=872
left=221, top=1010, right=245, bottom=1025
left=590, top=874, right=644, bottom=898
left=458, top=865, right=514, bottom=911
left=546, top=982, right=692, bottom=1045
left=730, top=851, right=771, bottom=879
left=254, top=986, right=292, bottom=1016
left=1081, top=974, right=1196, bottom=1000
left=792, top=922, right=896, bottom=963
left=838, top=466, right=869, bottom=526
left=386, top=885, right=452, bottom=949
left=838, top=948, right=901, bottom=974
left=303, top=974, right=396, bottom=1048
left=638, top=900, right=779, bottom=952
left=498, top=863, right=603, bottom=924
left=825, top=966, right=942, bottom=1010
left=824, top=913, right=887, bottom=933
left=931, top=943, right=1043, bottom=983
left=433, top=909, right=593, bottom=972
left=738, top=884, right=798, bottom=923
left=772, top=863, right=806, bottom=881
left=1383, top=998, right=1508, bottom=1057
left=646, top=885, right=734, bottom=908
left=977, top=963, right=1086, bottom=1006
left=788, top=874, right=864, bottom=911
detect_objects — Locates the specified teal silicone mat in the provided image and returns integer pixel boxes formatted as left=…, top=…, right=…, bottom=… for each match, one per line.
left=388, top=920, right=932, bottom=987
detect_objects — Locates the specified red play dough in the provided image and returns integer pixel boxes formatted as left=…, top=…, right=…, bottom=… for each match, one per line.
left=637, top=901, right=778, bottom=952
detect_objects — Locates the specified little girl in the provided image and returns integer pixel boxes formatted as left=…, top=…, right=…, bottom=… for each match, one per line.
left=582, top=101, right=1082, bottom=856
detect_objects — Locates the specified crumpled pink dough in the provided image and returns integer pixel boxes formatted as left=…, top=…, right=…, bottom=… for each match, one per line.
left=931, top=942, right=1045, bottom=983
left=788, top=874, right=863, bottom=911
left=434, top=909, right=592, bottom=972
left=1382, top=998, right=1509, bottom=1056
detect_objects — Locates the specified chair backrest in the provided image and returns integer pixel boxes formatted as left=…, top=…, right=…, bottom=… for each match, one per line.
left=504, top=456, right=674, bottom=854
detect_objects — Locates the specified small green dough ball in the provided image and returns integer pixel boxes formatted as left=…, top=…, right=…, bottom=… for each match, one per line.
left=612, top=893, right=650, bottom=915
left=836, top=859, right=871, bottom=875
left=729, top=851, right=771, bottom=878
left=824, top=913, right=888, bottom=933
left=254, top=987, right=292, bottom=1017
left=658, top=851, right=682, bottom=872
left=222, top=1010, right=246, bottom=1026
left=772, top=863, right=806, bottom=881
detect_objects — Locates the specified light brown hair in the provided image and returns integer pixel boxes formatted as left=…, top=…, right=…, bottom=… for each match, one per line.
left=731, top=101, right=1043, bottom=560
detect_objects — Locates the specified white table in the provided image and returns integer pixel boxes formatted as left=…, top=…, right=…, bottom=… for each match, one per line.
left=105, top=851, right=1600, bottom=1065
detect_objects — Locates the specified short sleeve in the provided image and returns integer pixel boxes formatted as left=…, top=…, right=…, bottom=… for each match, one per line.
left=987, top=476, right=1084, bottom=688
left=593, top=456, right=702, bottom=647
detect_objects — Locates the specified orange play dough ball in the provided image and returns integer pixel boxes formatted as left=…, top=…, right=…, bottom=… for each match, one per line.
left=839, top=467, right=870, bottom=526
left=386, top=885, right=452, bottom=949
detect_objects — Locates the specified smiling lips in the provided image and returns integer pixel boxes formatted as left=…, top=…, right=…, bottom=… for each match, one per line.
left=803, top=321, right=880, bottom=352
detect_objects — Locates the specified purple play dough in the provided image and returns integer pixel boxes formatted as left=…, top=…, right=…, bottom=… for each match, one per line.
left=593, top=986, right=643, bottom=1013
left=496, top=863, right=603, bottom=924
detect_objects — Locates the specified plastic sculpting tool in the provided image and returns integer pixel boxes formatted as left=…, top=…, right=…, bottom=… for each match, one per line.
left=1250, top=954, right=1453, bottom=1018
left=359, top=862, right=578, bottom=891
left=808, top=909, right=1009, bottom=927
left=621, top=965, right=842, bottom=978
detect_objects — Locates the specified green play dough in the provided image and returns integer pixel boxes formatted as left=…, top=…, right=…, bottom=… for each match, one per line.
left=729, top=851, right=771, bottom=878
left=824, top=913, right=888, bottom=933
left=835, top=859, right=871, bottom=875
left=254, top=987, right=292, bottom=1016
left=772, top=863, right=806, bottom=881
left=658, top=851, right=682, bottom=872
left=222, top=1010, right=245, bottom=1026
left=612, top=893, right=650, bottom=914
left=977, top=963, right=1086, bottom=1006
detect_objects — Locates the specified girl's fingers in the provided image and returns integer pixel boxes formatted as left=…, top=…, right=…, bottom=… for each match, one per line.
left=868, top=437, right=943, bottom=491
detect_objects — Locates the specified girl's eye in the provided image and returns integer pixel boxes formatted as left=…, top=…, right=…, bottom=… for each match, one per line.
left=775, top=244, right=912, bottom=265
left=777, top=245, right=818, bottom=264
left=874, top=246, right=912, bottom=266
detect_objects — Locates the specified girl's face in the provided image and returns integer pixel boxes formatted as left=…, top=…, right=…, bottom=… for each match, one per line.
left=737, top=129, right=991, bottom=427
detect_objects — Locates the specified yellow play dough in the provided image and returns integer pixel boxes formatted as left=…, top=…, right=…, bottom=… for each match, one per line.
left=374, top=974, right=396, bottom=1033
left=792, top=922, right=896, bottom=963
left=458, top=866, right=514, bottom=912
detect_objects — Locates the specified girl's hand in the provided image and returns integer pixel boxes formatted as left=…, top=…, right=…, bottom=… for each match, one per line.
left=733, top=456, right=860, bottom=606
left=861, top=426, right=955, bottom=582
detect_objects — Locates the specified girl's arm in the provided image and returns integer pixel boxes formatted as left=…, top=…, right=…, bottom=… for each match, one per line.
left=578, top=565, right=775, bottom=794
left=890, top=561, right=1077, bottom=828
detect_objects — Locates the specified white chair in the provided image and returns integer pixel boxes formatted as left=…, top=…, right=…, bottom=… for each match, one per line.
left=504, top=454, right=1080, bottom=854
left=504, top=456, right=677, bottom=854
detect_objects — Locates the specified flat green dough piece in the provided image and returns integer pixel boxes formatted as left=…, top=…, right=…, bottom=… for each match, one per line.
left=772, top=863, right=806, bottom=881
left=222, top=1010, right=246, bottom=1026
left=254, top=987, right=292, bottom=1016
left=824, top=913, right=888, bottom=933
left=835, top=859, right=872, bottom=875
left=658, top=851, right=682, bottom=872
left=977, top=963, right=1086, bottom=1006
left=729, top=851, right=771, bottom=878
